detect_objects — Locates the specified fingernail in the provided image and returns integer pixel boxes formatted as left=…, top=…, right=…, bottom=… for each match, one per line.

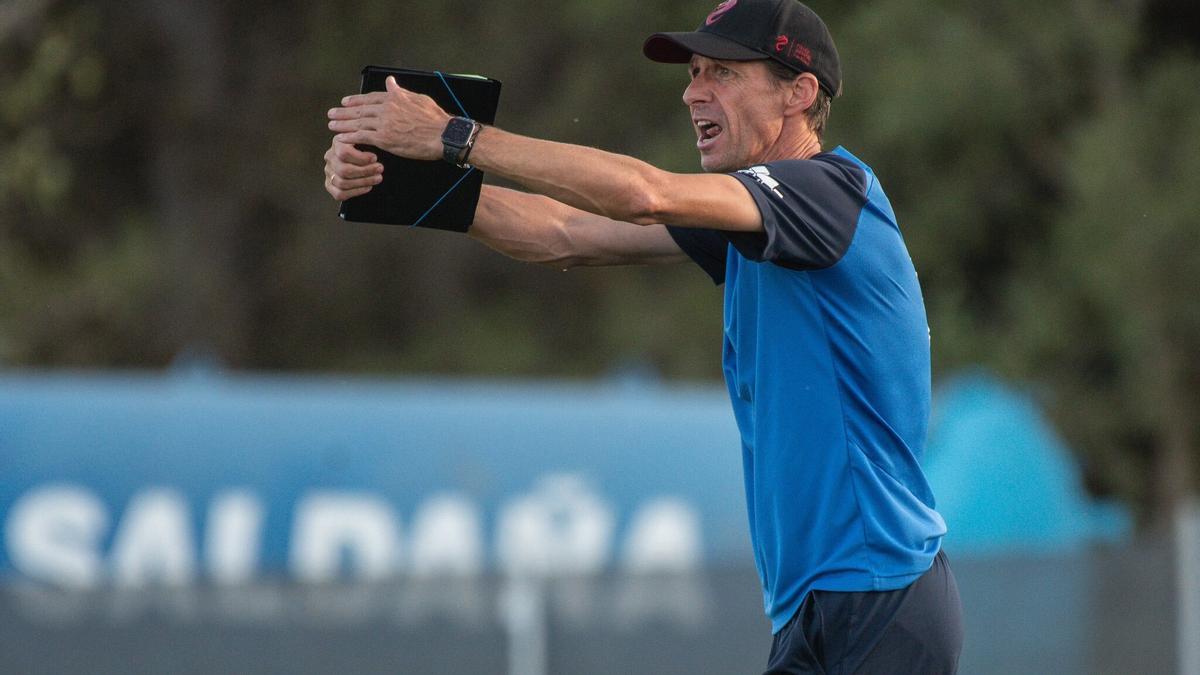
left=341, top=96, right=349, bottom=105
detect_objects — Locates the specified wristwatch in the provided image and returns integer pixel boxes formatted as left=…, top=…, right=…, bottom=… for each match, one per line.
left=441, top=116, right=481, bottom=168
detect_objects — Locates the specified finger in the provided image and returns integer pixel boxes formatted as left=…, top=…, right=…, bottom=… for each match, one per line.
left=332, top=161, right=383, bottom=180
left=333, top=141, right=377, bottom=165
left=327, top=103, right=384, bottom=120
left=340, top=91, right=389, bottom=107
left=385, top=75, right=406, bottom=96
left=328, top=170, right=379, bottom=196
left=330, top=172, right=384, bottom=191
left=328, top=118, right=378, bottom=133
left=335, top=131, right=373, bottom=145
left=327, top=181, right=376, bottom=201
left=340, top=186, right=374, bottom=200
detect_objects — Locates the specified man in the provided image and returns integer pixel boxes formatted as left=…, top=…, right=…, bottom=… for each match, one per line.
left=323, top=0, right=963, bottom=671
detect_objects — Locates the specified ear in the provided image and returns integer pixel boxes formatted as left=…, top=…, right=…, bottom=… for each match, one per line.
left=784, top=73, right=819, bottom=117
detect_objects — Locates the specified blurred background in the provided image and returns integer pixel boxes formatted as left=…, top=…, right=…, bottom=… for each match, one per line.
left=1, top=0, right=1199, bottom=673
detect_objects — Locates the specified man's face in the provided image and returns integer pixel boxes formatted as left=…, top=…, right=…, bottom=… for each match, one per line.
left=683, top=55, right=789, bottom=173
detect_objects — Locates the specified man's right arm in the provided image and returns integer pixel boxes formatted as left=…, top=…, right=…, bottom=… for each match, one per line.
left=324, top=139, right=689, bottom=269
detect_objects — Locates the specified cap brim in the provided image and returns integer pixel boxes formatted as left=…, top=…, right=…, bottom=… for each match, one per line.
left=643, top=31, right=767, bottom=64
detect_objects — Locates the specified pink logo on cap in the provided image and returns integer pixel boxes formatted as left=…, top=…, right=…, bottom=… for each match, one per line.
left=793, top=43, right=812, bottom=66
left=706, top=0, right=738, bottom=25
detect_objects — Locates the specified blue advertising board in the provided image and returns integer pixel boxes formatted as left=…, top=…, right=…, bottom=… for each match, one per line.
left=0, top=369, right=747, bottom=589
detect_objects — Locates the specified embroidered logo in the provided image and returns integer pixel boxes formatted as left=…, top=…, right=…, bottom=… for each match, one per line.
left=706, top=0, right=738, bottom=25
left=773, top=35, right=813, bottom=65
left=739, top=165, right=784, bottom=199
left=792, top=43, right=813, bottom=66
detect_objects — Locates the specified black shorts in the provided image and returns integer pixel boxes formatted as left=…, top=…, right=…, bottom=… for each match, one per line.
left=764, top=550, right=964, bottom=675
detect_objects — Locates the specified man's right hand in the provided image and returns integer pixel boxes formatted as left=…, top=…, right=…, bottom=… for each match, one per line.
left=323, top=139, right=384, bottom=201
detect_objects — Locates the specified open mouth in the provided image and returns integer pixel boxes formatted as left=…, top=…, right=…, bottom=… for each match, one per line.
left=695, top=119, right=724, bottom=149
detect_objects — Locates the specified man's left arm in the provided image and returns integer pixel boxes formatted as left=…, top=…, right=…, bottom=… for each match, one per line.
left=327, top=76, right=762, bottom=233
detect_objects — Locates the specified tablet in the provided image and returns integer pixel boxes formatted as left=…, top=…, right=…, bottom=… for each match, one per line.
left=338, top=66, right=502, bottom=231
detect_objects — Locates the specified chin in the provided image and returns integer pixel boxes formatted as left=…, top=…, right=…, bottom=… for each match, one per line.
left=699, top=154, right=735, bottom=174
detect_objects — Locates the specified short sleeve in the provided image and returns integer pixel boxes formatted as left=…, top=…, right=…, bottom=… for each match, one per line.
left=725, top=156, right=869, bottom=270
left=666, top=225, right=728, bottom=285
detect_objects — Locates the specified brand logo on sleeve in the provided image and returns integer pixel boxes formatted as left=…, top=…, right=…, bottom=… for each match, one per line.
left=738, top=165, right=783, bottom=199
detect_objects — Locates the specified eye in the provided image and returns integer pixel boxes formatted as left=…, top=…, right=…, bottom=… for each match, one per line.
left=689, top=66, right=700, bottom=79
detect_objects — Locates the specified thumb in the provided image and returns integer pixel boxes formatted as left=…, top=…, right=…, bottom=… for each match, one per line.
left=385, top=75, right=403, bottom=95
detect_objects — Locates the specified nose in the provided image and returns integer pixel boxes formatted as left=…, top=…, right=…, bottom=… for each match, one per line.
left=682, top=75, right=710, bottom=107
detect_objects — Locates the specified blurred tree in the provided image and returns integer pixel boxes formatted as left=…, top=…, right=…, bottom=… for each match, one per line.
left=1008, top=57, right=1200, bottom=529
left=829, top=0, right=1135, bottom=375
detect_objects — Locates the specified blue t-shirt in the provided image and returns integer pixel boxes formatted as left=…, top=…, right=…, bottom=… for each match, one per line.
left=668, top=147, right=946, bottom=634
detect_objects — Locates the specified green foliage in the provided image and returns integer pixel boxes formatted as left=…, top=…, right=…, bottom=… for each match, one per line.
left=0, top=0, right=1196, bottom=519
left=1006, top=56, right=1200, bottom=515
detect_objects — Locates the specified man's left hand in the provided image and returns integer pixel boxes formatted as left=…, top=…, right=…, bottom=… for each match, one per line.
left=327, top=76, right=449, bottom=161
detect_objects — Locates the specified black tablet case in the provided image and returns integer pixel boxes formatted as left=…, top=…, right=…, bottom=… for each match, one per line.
left=338, top=66, right=502, bottom=231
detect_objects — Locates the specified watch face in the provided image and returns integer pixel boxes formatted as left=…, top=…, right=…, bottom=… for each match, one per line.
left=443, top=117, right=475, bottom=146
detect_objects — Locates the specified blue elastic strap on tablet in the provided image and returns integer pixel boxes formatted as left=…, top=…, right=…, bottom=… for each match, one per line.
left=435, top=70, right=469, bottom=118
left=411, top=71, right=476, bottom=228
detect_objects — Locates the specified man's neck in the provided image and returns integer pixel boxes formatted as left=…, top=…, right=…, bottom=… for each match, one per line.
left=794, top=135, right=823, bottom=160
left=761, top=129, right=822, bottom=163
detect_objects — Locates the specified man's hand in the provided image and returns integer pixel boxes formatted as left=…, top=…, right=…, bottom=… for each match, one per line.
left=323, top=138, right=383, bottom=201
left=327, top=76, right=449, bottom=161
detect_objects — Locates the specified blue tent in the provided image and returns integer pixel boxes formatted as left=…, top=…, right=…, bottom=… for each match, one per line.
left=923, top=372, right=1130, bottom=555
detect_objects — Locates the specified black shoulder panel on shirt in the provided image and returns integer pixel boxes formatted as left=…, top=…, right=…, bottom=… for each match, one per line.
left=725, top=154, right=869, bottom=270
left=666, top=225, right=728, bottom=285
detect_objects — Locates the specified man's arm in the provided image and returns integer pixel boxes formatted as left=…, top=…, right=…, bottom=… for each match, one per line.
left=469, top=185, right=691, bottom=268
left=326, top=76, right=763, bottom=233
left=466, top=127, right=761, bottom=232
left=323, top=138, right=689, bottom=268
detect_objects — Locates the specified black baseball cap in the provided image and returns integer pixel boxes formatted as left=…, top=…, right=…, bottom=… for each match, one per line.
left=643, top=0, right=842, bottom=97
